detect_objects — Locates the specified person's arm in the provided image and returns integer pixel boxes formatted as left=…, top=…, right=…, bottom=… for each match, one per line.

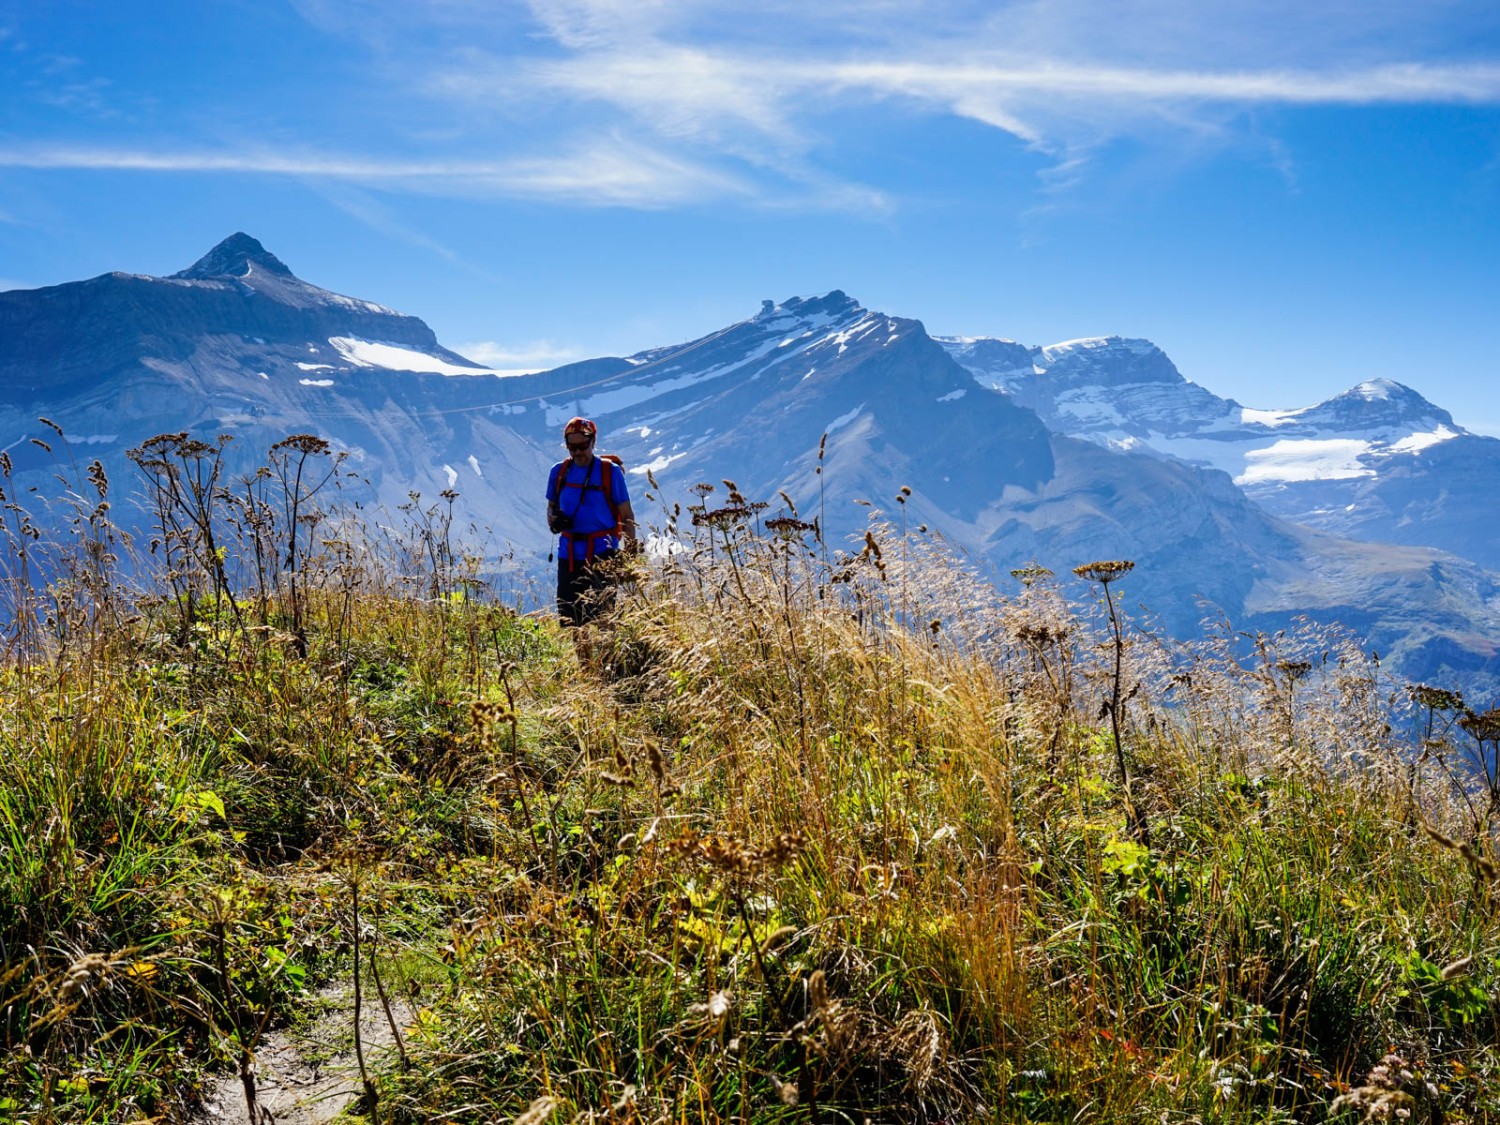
left=618, top=500, right=638, bottom=550
left=546, top=466, right=563, bottom=531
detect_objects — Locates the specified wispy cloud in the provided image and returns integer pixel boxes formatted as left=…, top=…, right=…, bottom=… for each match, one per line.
left=393, top=0, right=1500, bottom=207
left=12, top=1, right=1500, bottom=214
left=0, top=136, right=764, bottom=209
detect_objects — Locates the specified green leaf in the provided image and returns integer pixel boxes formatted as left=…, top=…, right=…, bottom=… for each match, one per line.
left=195, top=789, right=227, bottom=820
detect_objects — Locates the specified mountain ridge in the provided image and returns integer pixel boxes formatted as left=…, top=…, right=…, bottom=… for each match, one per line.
left=2, top=235, right=1496, bottom=690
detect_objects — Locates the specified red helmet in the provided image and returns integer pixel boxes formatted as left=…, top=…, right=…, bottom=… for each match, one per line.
left=563, top=417, right=597, bottom=440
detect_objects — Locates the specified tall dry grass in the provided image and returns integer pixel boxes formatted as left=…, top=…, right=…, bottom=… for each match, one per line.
left=0, top=441, right=1496, bottom=1123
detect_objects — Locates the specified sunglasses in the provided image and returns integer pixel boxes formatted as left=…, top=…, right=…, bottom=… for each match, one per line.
left=566, top=438, right=593, bottom=451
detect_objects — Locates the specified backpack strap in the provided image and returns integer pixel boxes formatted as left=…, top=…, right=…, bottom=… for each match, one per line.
left=598, top=457, right=622, bottom=534
left=554, top=457, right=623, bottom=570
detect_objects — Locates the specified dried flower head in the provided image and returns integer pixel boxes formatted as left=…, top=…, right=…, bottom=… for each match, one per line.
left=270, top=433, right=331, bottom=456
left=1278, top=660, right=1313, bottom=682
left=1459, top=707, right=1500, bottom=742
left=1010, top=565, right=1053, bottom=587
left=765, top=516, right=815, bottom=539
left=1073, top=560, right=1135, bottom=584
left=692, top=505, right=751, bottom=529
left=1409, top=683, right=1464, bottom=712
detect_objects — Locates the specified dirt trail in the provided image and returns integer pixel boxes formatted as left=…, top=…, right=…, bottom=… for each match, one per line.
left=193, top=985, right=400, bottom=1124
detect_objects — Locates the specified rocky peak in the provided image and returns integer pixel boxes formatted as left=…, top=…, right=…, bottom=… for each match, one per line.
left=762, top=290, right=865, bottom=324
left=1300, top=378, right=1455, bottom=431
left=172, top=233, right=295, bottom=281
left=1035, top=336, right=1183, bottom=388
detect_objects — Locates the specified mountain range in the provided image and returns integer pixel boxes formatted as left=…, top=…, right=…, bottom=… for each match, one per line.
left=2, top=234, right=1496, bottom=691
left=941, top=334, right=1500, bottom=571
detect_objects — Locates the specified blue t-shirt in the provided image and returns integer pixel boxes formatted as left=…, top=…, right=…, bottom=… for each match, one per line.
left=547, top=457, right=631, bottom=560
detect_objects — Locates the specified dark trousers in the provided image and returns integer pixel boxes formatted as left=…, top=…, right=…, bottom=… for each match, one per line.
left=556, top=549, right=619, bottom=627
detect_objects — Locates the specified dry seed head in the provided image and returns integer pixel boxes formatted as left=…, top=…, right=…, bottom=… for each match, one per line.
left=1409, top=683, right=1464, bottom=712
left=87, top=459, right=108, bottom=498
left=771, top=1075, right=799, bottom=1105
left=1073, top=559, right=1134, bottom=584
left=765, top=516, right=815, bottom=538
left=1460, top=708, right=1500, bottom=742
left=1441, top=955, right=1474, bottom=980
left=646, top=741, right=667, bottom=784
left=513, top=1095, right=557, bottom=1125
left=271, top=433, right=331, bottom=456
left=760, top=925, right=798, bottom=955
left=808, top=969, right=833, bottom=1014
left=692, top=505, right=750, bottom=528
left=57, top=953, right=111, bottom=1002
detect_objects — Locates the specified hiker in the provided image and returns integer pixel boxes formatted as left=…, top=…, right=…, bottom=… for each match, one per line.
left=546, top=416, right=638, bottom=627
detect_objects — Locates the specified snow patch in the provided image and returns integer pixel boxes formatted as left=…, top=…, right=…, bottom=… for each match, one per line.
left=443, top=464, right=459, bottom=488
left=1388, top=425, right=1458, bottom=454
left=328, top=337, right=512, bottom=377
left=633, top=451, right=690, bottom=475
left=299, top=378, right=334, bottom=387
left=1240, top=406, right=1299, bottom=427
left=1236, top=439, right=1376, bottom=484
left=938, top=389, right=967, bottom=403
left=468, top=455, right=483, bottom=478
left=826, top=404, right=864, bottom=434
left=297, top=363, right=334, bottom=371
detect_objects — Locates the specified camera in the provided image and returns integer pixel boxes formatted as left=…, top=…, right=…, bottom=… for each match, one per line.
left=549, top=511, right=573, bottom=534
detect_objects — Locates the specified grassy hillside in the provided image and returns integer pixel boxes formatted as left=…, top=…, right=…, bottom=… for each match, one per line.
left=2, top=449, right=1498, bottom=1123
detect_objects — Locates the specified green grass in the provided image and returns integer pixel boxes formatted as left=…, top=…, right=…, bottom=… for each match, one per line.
left=1, top=492, right=1497, bottom=1124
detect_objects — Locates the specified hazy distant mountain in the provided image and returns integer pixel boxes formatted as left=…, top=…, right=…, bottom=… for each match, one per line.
left=2, top=236, right=1496, bottom=690
left=940, top=334, right=1500, bottom=570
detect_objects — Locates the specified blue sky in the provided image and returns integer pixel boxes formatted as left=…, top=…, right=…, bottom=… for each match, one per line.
left=3, top=1, right=1500, bottom=429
